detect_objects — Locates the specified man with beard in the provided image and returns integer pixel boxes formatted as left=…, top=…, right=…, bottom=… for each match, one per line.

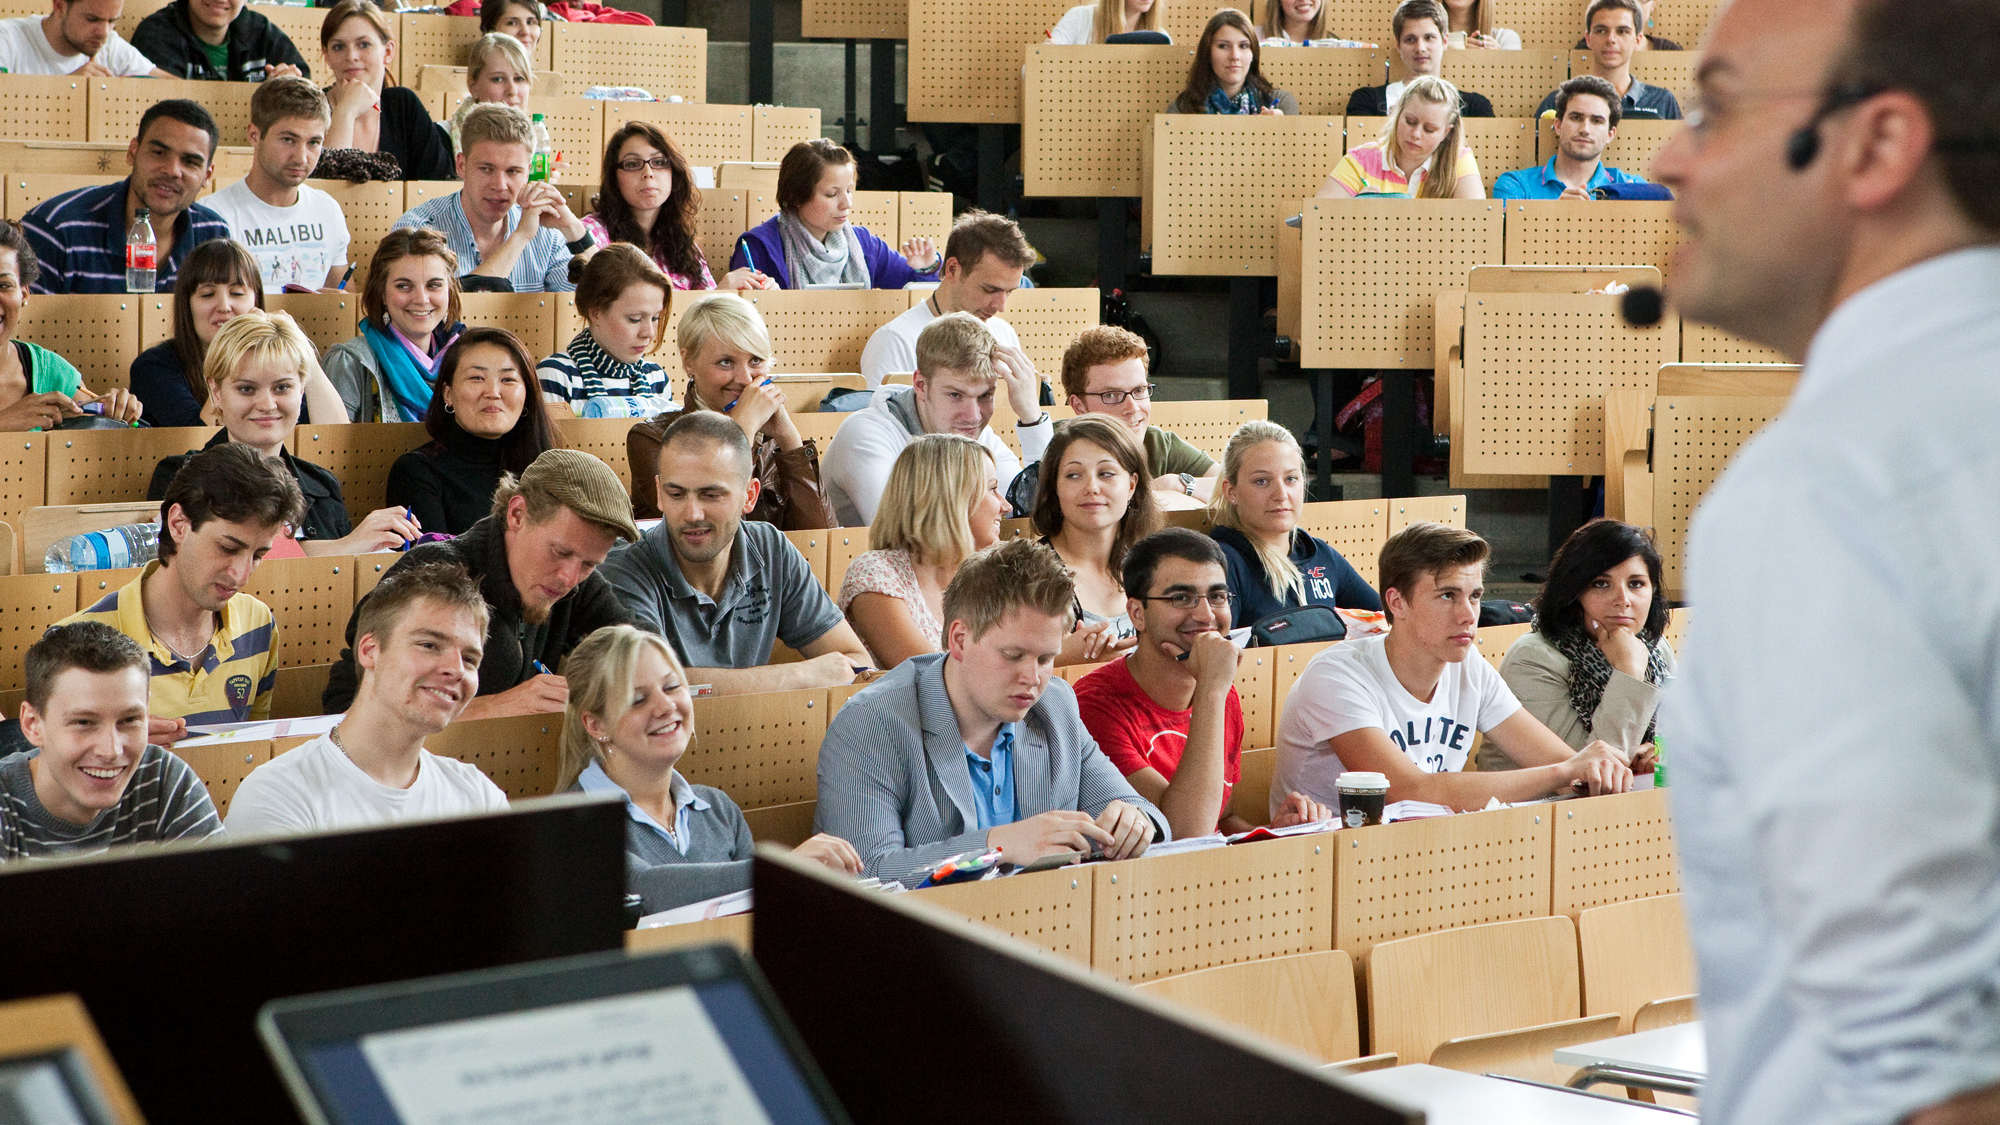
left=602, top=412, right=868, bottom=695
left=0, top=0, right=166, bottom=76
left=323, top=449, right=639, bottom=718
left=20, top=99, right=230, bottom=293
left=205, top=77, right=351, bottom=293
left=1495, top=76, right=1649, bottom=200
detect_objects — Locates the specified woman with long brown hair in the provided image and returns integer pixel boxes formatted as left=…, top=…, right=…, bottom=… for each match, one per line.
left=582, top=120, right=770, bottom=290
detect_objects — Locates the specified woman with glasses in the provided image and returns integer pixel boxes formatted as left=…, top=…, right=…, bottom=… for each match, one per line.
left=581, top=121, right=772, bottom=291
left=1030, top=417, right=1162, bottom=665
left=1207, top=420, right=1381, bottom=628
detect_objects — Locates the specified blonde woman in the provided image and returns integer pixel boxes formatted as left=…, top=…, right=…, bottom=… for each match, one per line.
left=1318, top=75, right=1482, bottom=197
left=448, top=33, right=535, bottom=155
left=1443, top=0, right=1521, bottom=48
left=557, top=625, right=861, bottom=913
left=1048, top=0, right=1167, bottom=43
left=1257, top=0, right=1346, bottom=46
left=1207, top=421, right=1380, bottom=628
left=839, top=434, right=1009, bottom=669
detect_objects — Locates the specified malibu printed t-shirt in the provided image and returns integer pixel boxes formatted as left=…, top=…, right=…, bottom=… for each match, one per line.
left=205, top=179, right=351, bottom=293
left=1271, top=633, right=1520, bottom=813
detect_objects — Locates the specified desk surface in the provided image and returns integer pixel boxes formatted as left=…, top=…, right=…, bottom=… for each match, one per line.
left=1554, top=1022, right=1707, bottom=1082
left=1343, top=1064, right=1678, bottom=1123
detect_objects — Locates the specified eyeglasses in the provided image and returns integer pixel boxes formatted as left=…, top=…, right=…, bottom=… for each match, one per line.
left=1080, top=384, right=1156, bottom=405
left=617, top=157, right=674, bottom=173
left=1140, top=591, right=1234, bottom=611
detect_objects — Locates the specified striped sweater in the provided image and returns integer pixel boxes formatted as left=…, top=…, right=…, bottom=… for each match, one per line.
left=0, top=746, right=222, bottom=860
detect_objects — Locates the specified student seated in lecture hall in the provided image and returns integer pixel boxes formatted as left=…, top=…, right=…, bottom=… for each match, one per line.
left=1075, top=528, right=1331, bottom=840
left=1441, top=0, right=1518, bottom=50
left=480, top=0, right=544, bottom=54
left=1166, top=10, right=1298, bottom=115
left=1489, top=519, right=1674, bottom=770
left=445, top=32, right=536, bottom=156
left=322, top=229, right=469, bottom=423
left=730, top=138, right=943, bottom=291
left=318, top=0, right=458, bottom=181
left=600, top=412, right=871, bottom=695
left=204, top=77, right=354, bottom=294
left=1206, top=421, right=1381, bottom=627
left=385, top=327, right=562, bottom=536
left=1047, top=0, right=1167, bottom=44
left=581, top=120, right=773, bottom=292
left=20, top=98, right=232, bottom=295
left=129, top=239, right=261, bottom=429
left=1345, top=0, right=1496, bottom=119
left=624, top=293, right=834, bottom=528
left=822, top=312, right=1050, bottom=527
left=323, top=449, right=639, bottom=719
left=0, top=624, right=223, bottom=861
left=1272, top=523, right=1635, bottom=816
left=1320, top=75, right=1484, bottom=198
left=1577, top=0, right=1681, bottom=51
left=858, top=209, right=1036, bottom=389
left=1029, top=417, right=1159, bottom=666
left=1494, top=75, right=1648, bottom=201
left=535, top=244, right=675, bottom=417
left=1540, top=0, right=1683, bottom=120
left=1257, top=0, right=1355, bottom=47
left=392, top=103, right=583, bottom=294
left=816, top=538, right=1170, bottom=887
left=132, top=0, right=308, bottom=81
left=0, top=0, right=168, bottom=76
left=227, top=562, right=511, bottom=837
left=148, top=311, right=421, bottom=557
left=838, top=434, right=1007, bottom=670
left=557, top=624, right=863, bottom=912
left=62, top=444, right=304, bottom=747
left=0, top=221, right=145, bottom=431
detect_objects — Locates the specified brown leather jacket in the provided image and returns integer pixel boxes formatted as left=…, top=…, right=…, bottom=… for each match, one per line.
left=626, top=396, right=836, bottom=530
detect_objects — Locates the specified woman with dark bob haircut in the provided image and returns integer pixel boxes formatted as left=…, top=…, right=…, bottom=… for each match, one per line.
left=384, top=327, right=561, bottom=535
left=1486, top=519, right=1675, bottom=770
left=729, top=138, right=941, bottom=290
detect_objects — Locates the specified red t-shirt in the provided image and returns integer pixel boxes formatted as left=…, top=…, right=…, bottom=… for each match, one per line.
left=1074, top=656, right=1244, bottom=814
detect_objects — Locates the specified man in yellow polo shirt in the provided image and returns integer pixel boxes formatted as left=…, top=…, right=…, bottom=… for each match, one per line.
left=60, top=444, right=304, bottom=745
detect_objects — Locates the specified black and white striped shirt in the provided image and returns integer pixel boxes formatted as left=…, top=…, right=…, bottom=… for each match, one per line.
left=0, top=747, right=223, bottom=860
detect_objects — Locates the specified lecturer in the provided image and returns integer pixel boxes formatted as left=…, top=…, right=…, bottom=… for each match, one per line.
left=1657, top=2, right=2000, bottom=1124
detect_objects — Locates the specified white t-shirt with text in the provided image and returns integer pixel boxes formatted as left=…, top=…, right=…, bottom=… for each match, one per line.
left=0, top=15, right=154, bottom=76
left=1271, top=633, right=1521, bottom=814
left=225, top=732, right=509, bottom=837
left=205, top=179, right=353, bottom=293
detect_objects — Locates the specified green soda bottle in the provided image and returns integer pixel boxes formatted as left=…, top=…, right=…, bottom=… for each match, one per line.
left=528, top=113, right=552, bottom=182
left=1651, top=736, right=1667, bottom=788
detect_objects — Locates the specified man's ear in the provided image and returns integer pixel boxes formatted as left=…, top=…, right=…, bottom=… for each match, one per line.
left=741, top=476, right=761, bottom=515
left=454, top=150, right=467, bottom=179
left=356, top=630, right=380, bottom=674
left=944, top=618, right=969, bottom=659
left=19, top=700, right=43, bottom=749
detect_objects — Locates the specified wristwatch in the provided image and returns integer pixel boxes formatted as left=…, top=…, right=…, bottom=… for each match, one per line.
left=1178, top=472, right=1196, bottom=496
left=565, top=231, right=595, bottom=255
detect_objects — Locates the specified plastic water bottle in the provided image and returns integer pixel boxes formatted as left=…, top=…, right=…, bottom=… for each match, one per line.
left=125, top=208, right=157, bottom=293
left=529, top=113, right=553, bottom=182
left=579, top=393, right=675, bottom=419
left=45, top=523, right=160, bottom=573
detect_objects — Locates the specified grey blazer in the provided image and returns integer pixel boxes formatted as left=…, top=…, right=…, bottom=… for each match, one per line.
left=815, top=652, right=1170, bottom=886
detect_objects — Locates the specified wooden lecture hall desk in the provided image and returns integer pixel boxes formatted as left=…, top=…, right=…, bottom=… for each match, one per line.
left=1342, top=1063, right=1686, bottom=1123
left=1557, top=1021, right=1708, bottom=1098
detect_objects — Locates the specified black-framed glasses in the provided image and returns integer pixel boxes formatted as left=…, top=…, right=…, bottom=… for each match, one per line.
left=617, top=157, right=674, bottom=173
left=1140, top=591, right=1234, bottom=611
left=1080, top=384, right=1156, bottom=405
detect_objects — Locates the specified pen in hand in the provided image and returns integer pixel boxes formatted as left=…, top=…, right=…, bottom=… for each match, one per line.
left=722, top=377, right=775, bottom=413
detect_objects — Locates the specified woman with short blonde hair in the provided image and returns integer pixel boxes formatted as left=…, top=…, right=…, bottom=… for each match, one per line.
left=448, top=33, right=535, bottom=153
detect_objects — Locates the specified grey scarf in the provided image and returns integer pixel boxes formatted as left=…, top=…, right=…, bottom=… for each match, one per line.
left=777, top=210, right=869, bottom=288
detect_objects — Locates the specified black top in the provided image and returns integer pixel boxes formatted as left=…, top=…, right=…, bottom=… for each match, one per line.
left=374, top=86, right=457, bottom=182
left=147, top=430, right=352, bottom=542
left=384, top=425, right=508, bottom=536
left=1210, top=524, right=1382, bottom=627
left=1344, top=83, right=1496, bottom=118
left=132, top=0, right=309, bottom=81
left=1575, top=34, right=1682, bottom=49
left=322, top=514, right=637, bottom=712
left=130, top=340, right=202, bottom=429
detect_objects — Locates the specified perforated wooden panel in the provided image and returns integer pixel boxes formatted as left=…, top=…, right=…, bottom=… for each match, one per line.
left=5, top=174, right=121, bottom=222
left=908, top=0, right=1054, bottom=123
left=1142, top=399, right=1263, bottom=461
left=1654, top=393, right=1789, bottom=598
left=1022, top=46, right=1188, bottom=198
left=0, top=435, right=45, bottom=541
left=604, top=101, right=747, bottom=167
left=432, top=93, right=602, bottom=166
left=291, top=421, right=429, bottom=522
left=0, top=76, right=88, bottom=144
left=308, top=179, right=405, bottom=293
left=1270, top=638, right=1336, bottom=701
left=551, top=416, right=636, bottom=491
left=824, top=526, right=870, bottom=592
left=1502, top=198, right=1682, bottom=271
left=428, top=714, right=562, bottom=799
left=177, top=741, right=272, bottom=819
left=782, top=528, right=831, bottom=591
left=1235, top=646, right=1276, bottom=750
left=751, top=106, right=821, bottom=162
left=743, top=289, right=909, bottom=372
left=242, top=555, right=356, bottom=669
left=89, top=78, right=256, bottom=146
left=1475, top=621, right=1530, bottom=672
left=71, top=565, right=143, bottom=609
left=1681, top=322, right=1789, bottom=364
left=680, top=687, right=827, bottom=807
left=1260, top=46, right=1391, bottom=115
left=1384, top=51, right=1567, bottom=117
left=458, top=292, right=558, bottom=359
left=1461, top=291, right=1676, bottom=474
left=1148, top=115, right=1342, bottom=277
left=913, top=866, right=1095, bottom=963
left=397, top=14, right=554, bottom=84
left=800, top=0, right=906, bottom=40
left=1571, top=50, right=1698, bottom=107
left=402, top=179, right=460, bottom=214
left=1301, top=198, right=1502, bottom=369
left=14, top=293, right=138, bottom=395
left=1661, top=606, right=1688, bottom=656
left=267, top=292, right=360, bottom=358
left=1299, top=498, right=1386, bottom=587
left=46, top=426, right=210, bottom=505
left=1551, top=787, right=1679, bottom=915
left=1497, top=0, right=1591, bottom=47
left=0, top=573, right=68, bottom=689
left=1332, top=803, right=1554, bottom=959
left=1091, top=832, right=1333, bottom=982
left=253, top=3, right=333, bottom=81
left=1387, top=493, right=1465, bottom=531
left=694, top=190, right=750, bottom=286
left=994, top=286, right=1097, bottom=381
left=1648, top=0, right=1722, bottom=47
left=898, top=190, right=951, bottom=250
left=550, top=24, right=705, bottom=101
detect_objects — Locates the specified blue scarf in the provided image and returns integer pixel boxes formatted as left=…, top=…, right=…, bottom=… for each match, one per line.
left=1206, top=85, right=1263, bottom=115
left=361, top=319, right=463, bottom=422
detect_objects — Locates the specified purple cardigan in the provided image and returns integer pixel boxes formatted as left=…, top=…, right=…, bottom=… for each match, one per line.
left=730, top=215, right=939, bottom=290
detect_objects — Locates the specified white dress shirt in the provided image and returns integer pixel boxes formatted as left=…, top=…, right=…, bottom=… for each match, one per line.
left=1667, top=247, right=2000, bottom=1125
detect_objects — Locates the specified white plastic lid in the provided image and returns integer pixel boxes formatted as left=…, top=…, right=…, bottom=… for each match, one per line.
left=1335, top=771, right=1391, bottom=793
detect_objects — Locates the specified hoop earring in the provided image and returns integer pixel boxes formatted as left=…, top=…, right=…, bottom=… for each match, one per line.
left=444, top=402, right=455, bottom=414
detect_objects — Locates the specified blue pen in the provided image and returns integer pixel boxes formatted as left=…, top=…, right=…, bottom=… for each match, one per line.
left=336, top=263, right=356, bottom=291
left=532, top=661, right=551, bottom=676
left=722, top=376, right=774, bottom=413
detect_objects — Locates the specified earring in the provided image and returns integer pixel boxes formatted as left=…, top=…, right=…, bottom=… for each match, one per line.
left=444, top=402, right=455, bottom=414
